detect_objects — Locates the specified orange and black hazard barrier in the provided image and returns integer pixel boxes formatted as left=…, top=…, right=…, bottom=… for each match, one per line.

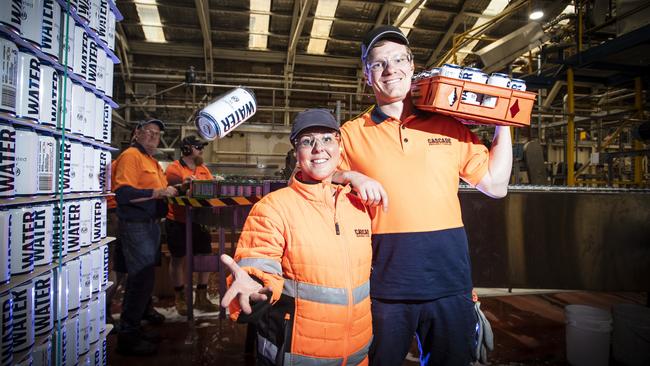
left=167, top=196, right=262, bottom=207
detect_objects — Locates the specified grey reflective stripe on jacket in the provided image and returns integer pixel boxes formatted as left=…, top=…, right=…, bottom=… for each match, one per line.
left=258, top=334, right=372, bottom=366
left=237, top=258, right=283, bottom=275
left=282, top=279, right=370, bottom=305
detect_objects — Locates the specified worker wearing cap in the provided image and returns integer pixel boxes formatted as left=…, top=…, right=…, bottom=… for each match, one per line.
left=334, top=26, right=513, bottom=365
left=113, top=119, right=178, bottom=356
left=165, top=135, right=219, bottom=315
left=221, top=108, right=373, bottom=365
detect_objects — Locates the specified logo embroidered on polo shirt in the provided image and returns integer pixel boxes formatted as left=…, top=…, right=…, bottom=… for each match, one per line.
left=354, top=229, right=370, bottom=237
left=428, top=137, right=452, bottom=146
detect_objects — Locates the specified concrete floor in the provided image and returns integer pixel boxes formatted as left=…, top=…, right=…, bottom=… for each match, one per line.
left=106, top=289, right=646, bottom=366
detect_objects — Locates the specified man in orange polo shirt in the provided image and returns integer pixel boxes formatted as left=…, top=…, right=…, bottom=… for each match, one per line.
left=113, top=119, right=178, bottom=356
left=165, top=135, right=219, bottom=315
left=335, top=26, right=513, bottom=366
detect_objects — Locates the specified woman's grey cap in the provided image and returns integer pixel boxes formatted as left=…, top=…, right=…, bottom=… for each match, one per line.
left=290, top=108, right=339, bottom=141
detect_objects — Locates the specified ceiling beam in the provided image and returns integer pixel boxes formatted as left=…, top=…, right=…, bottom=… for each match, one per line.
left=127, top=41, right=361, bottom=68
left=285, top=0, right=313, bottom=125
left=194, top=0, right=213, bottom=83
left=425, top=0, right=470, bottom=67
left=393, top=0, right=426, bottom=27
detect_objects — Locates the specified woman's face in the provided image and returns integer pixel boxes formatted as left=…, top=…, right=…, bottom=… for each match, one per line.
left=294, top=127, right=341, bottom=183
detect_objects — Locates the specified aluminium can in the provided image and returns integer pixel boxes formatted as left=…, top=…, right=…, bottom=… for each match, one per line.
left=67, top=257, right=81, bottom=311
left=40, top=0, right=61, bottom=59
left=65, top=199, right=81, bottom=252
left=38, top=64, right=59, bottom=126
left=15, top=128, right=39, bottom=196
left=511, top=78, right=527, bottom=91
left=440, top=63, right=461, bottom=78
left=15, top=51, right=40, bottom=121
left=0, top=290, right=13, bottom=365
left=9, top=206, right=35, bottom=275
left=196, top=88, right=257, bottom=140
left=32, top=203, right=53, bottom=266
left=52, top=200, right=68, bottom=258
left=83, top=91, right=95, bottom=138
left=0, top=0, right=22, bottom=33
left=0, top=210, right=10, bottom=283
left=21, top=0, right=44, bottom=48
left=37, top=133, right=56, bottom=194
left=77, top=305, right=90, bottom=355
left=0, top=122, right=16, bottom=198
left=79, top=253, right=92, bottom=301
left=73, top=26, right=88, bottom=80
left=11, top=279, right=35, bottom=353
left=482, top=73, right=511, bottom=108
left=32, top=335, right=51, bottom=366
left=33, top=270, right=54, bottom=336
left=0, top=37, right=18, bottom=114
left=69, top=140, right=83, bottom=192
left=70, top=82, right=85, bottom=135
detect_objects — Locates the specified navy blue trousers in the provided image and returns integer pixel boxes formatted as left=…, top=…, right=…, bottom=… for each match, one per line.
left=369, top=293, right=477, bottom=366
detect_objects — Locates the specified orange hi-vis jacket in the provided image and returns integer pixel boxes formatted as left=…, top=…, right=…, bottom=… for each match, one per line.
left=230, top=174, right=373, bottom=365
left=165, top=159, right=213, bottom=222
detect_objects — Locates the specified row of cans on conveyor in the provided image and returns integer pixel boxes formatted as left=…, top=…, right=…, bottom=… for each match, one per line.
left=191, top=179, right=284, bottom=198
left=0, top=124, right=112, bottom=197
left=0, top=198, right=108, bottom=283
left=0, top=247, right=110, bottom=365
left=413, top=64, right=527, bottom=107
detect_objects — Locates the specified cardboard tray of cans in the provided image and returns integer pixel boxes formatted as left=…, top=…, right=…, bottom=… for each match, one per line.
left=411, top=75, right=536, bottom=127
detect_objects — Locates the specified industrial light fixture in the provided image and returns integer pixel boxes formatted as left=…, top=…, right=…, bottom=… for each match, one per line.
left=529, top=9, right=544, bottom=20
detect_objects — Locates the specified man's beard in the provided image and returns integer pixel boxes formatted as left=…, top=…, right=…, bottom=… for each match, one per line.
left=193, top=156, right=204, bottom=166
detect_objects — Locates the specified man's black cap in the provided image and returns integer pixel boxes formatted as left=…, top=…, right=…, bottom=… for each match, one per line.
left=361, top=25, right=409, bottom=61
left=137, top=118, right=166, bottom=131
left=181, top=135, right=208, bottom=148
left=290, top=109, right=339, bottom=142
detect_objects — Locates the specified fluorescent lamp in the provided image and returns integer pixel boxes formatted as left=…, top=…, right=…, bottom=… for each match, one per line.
left=135, top=2, right=166, bottom=42
left=249, top=0, right=271, bottom=49
left=529, top=10, right=544, bottom=20
left=307, top=0, right=339, bottom=54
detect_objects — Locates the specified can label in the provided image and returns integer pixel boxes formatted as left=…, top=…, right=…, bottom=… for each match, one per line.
left=97, top=0, right=108, bottom=43
left=37, top=135, right=55, bottom=193
left=87, top=39, right=98, bottom=85
left=38, top=66, right=58, bottom=126
left=71, top=83, right=85, bottom=135
left=100, top=198, right=106, bottom=238
left=32, top=205, right=52, bottom=266
left=41, top=0, right=61, bottom=59
left=0, top=125, right=15, bottom=198
left=32, top=337, right=51, bottom=366
left=73, top=27, right=88, bottom=79
left=11, top=281, right=35, bottom=353
left=56, top=138, right=72, bottom=193
left=104, top=60, right=113, bottom=97
left=21, top=0, right=43, bottom=47
left=80, top=254, right=92, bottom=301
left=10, top=207, right=36, bottom=274
left=98, top=150, right=108, bottom=192
left=92, top=199, right=102, bottom=243
left=15, top=129, right=39, bottom=195
left=64, top=316, right=78, bottom=363
left=0, top=292, right=13, bottom=365
left=95, top=50, right=105, bottom=93
left=54, top=264, right=68, bottom=320
left=0, top=0, right=22, bottom=32
left=83, top=92, right=95, bottom=138
left=102, top=245, right=108, bottom=286
left=511, top=78, right=526, bottom=91
left=0, top=39, right=18, bottom=113
left=76, top=0, right=91, bottom=20
left=101, top=102, right=111, bottom=143
left=52, top=201, right=67, bottom=258
left=440, top=63, right=461, bottom=78
left=60, top=27, right=74, bottom=69
left=16, top=53, right=41, bottom=120
left=82, top=145, right=94, bottom=192
left=66, top=201, right=81, bottom=252
left=33, top=271, right=53, bottom=336
left=0, top=212, right=10, bottom=283
left=196, top=88, right=257, bottom=140
left=107, top=8, right=115, bottom=50
left=70, top=141, right=83, bottom=192
left=67, top=259, right=81, bottom=311
left=79, top=199, right=92, bottom=247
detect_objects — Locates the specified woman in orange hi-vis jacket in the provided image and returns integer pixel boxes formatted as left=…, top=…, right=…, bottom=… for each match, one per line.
left=221, top=109, right=378, bottom=366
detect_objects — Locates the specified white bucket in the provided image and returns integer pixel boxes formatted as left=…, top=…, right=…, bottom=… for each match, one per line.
left=78, top=305, right=90, bottom=355
left=0, top=291, right=13, bottom=364
left=70, top=82, right=85, bottom=135
left=16, top=51, right=41, bottom=121
left=14, top=128, right=39, bottom=196
left=11, top=280, right=35, bottom=353
left=99, top=198, right=107, bottom=238
left=32, top=203, right=53, bottom=266
left=91, top=198, right=102, bottom=243
left=86, top=38, right=98, bottom=86
left=76, top=0, right=91, bottom=21
left=33, top=270, right=54, bottom=336
left=0, top=0, right=22, bottom=33
left=21, top=0, right=44, bottom=48
left=612, top=303, right=650, bottom=366
left=32, top=335, right=51, bottom=366
left=104, top=58, right=113, bottom=97
left=83, top=90, right=95, bottom=138
left=9, top=206, right=35, bottom=275
left=67, top=258, right=81, bottom=311
left=64, top=315, right=79, bottom=366
left=92, top=147, right=101, bottom=192
left=0, top=37, right=18, bottom=114
left=55, top=137, right=72, bottom=194
left=82, top=144, right=94, bottom=192
left=0, top=123, right=16, bottom=198
left=90, top=249, right=101, bottom=293
left=79, top=199, right=92, bottom=247
left=101, top=101, right=111, bottom=143
left=73, top=26, right=88, bottom=80
left=97, top=0, right=108, bottom=44
left=38, top=65, right=59, bottom=126
left=54, top=263, right=69, bottom=320
left=69, top=141, right=84, bottom=192
left=565, top=304, right=612, bottom=366
left=0, top=211, right=10, bottom=283
left=40, top=0, right=60, bottom=60
left=79, top=253, right=93, bottom=301
left=66, top=200, right=81, bottom=252
left=52, top=201, right=68, bottom=258
left=196, top=88, right=257, bottom=140
left=37, top=133, right=56, bottom=194
left=94, top=98, right=103, bottom=141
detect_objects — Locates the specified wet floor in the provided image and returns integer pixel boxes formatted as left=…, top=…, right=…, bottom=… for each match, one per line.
left=106, top=289, right=646, bottom=366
